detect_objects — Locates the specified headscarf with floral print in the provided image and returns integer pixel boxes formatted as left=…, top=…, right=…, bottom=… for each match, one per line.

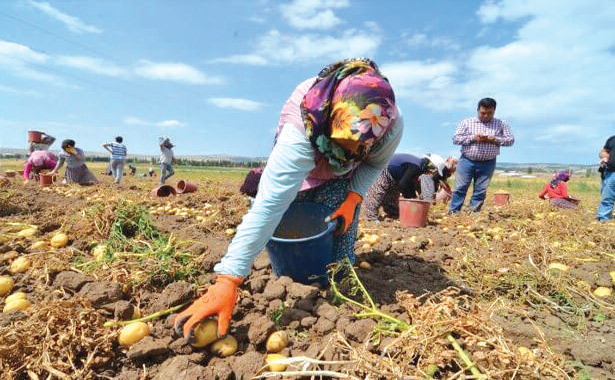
left=301, top=58, right=397, bottom=169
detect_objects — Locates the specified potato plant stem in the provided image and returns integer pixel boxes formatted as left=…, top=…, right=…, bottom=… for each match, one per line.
left=103, top=301, right=189, bottom=328
left=445, top=333, right=484, bottom=378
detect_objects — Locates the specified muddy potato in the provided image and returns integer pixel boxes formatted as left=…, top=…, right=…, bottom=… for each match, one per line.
left=118, top=322, right=150, bottom=347
left=50, top=233, right=69, bottom=248
left=265, top=354, right=288, bottom=372
left=4, top=298, right=31, bottom=312
left=10, top=256, right=31, bottom=274
left=0, top=276, right=14, bottom=296
left=266, top=330, right=289, bottom=353
left=192, top=319, right=218, bottom=348
left=211, top=335, right=238, bottom=357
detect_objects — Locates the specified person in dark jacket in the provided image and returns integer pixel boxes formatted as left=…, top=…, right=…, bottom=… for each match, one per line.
left=363, top=153, right=457, bottom=220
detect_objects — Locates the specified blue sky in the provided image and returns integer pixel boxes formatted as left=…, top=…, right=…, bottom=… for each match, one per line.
left=1, top=0, right=614, bottom=164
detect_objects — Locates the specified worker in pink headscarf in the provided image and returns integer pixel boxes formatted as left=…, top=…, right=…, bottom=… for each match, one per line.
left=23, top=150, right=57, bottom=183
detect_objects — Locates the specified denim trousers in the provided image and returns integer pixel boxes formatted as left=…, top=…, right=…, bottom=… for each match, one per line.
left=449, top=155, right=496, bottom=212
left=110, top=159, right=125, bottom=184
left=597, top=171, right=615, bottom=221
left=160, top=163, right=175, bottom=184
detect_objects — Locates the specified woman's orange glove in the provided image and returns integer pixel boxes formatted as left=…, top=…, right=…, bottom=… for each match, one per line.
left=325, top=191, right=362, bottom=235
left=173, top=274, right=243, bottom=340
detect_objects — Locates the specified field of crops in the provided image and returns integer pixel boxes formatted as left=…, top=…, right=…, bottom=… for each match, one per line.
left=1, top=159, right=613, bottom=380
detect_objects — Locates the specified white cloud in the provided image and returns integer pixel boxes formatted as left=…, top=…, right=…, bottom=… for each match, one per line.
left=28, top=0, right=102, bottom=34
left=404, top=32, right=460, bottom=51
left=134, top=60, right=224, bottom=85
left=124, top=117, right=185, bottom=128
left=206, top=98, right=265, bottom=111
left=209, top=54, right=269, bottom=66
left=0, top=85, right=40, bottom=96
left=279, top=0, right=349, bottom=30
left=0, top=40, right=66, bottom=84
left=55, top=56, right=127, bottom=77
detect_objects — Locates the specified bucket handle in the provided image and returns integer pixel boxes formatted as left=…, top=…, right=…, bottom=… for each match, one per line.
left=323, top=217, right=342, bottom=235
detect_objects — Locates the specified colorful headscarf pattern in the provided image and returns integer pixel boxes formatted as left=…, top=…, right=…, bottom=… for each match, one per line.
left=301, top=58, right=397, bottom=169
left=551, top=170, right=571, bottom=187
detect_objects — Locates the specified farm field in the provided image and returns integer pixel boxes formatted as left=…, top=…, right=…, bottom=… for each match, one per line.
left=1, top=159, right=614, bottom=380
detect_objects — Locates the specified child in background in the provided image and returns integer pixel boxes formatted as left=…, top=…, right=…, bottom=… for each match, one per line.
left=159, top=137, right=176, bottom=184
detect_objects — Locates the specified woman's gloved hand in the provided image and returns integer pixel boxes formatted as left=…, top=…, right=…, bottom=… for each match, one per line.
left=325, top=191, right=362, bottom=235
left=173, top=274, right=243, bottom=340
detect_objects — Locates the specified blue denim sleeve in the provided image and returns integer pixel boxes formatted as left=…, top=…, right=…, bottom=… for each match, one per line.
left=349, top=110, right=404, bottom=196
left=213, top=125, right=315, bottom=277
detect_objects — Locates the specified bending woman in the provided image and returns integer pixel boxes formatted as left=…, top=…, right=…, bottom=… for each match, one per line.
left=173, top=58, right=403, bottom=340
left=538, top=170, right=578, bottom=209
left=50, top=139, right=98, bottom=185
left=23, top=150, right=57, bottom=183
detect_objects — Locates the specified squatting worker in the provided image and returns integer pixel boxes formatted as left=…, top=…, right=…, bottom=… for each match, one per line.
left=174, top=58, right=403, bottom=340
left=363, top=153, right=457, bottom=221
left=538, top=170, right=578, bottom=209
left=449, top=98, right=514, bottom=213
left=50, top=139, right=98, bottom=185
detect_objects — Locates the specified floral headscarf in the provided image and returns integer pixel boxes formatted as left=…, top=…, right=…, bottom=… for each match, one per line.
left=301, top=58, right=397, bottom=169
left=551, top=170, right=571, bottom=187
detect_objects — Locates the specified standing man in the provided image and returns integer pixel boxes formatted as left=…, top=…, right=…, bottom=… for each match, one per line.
left=597, top=135, right=615, bottom=221
left=102, top=136, right=127, bottom=184
left=159, top=137, right=176, bottom=184
left=449, top=98, right=514, bottom=213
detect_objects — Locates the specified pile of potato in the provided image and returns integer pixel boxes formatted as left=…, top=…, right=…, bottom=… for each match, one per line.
left=1, top=277, right=31, bottom=313
left=148, top=202, right=216, bottom=222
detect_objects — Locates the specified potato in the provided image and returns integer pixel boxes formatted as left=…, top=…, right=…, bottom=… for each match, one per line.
left=18, top=228, right=37, bottom=238
left=610, top=271, right=615, bottom=284
left=359, top=261, right=372, bottom=270
left=92, top=245, right=107, bottom=260
left=31, top=241, right=49, bottom=250
left=5, top=292, right=27, bottom=303
left=517, top=346, right=535, bottom=364
left=118, top=322, right=150, bottom=347
left=50, top=233, right=69, bottom=248
left=266, top=330, right=289, bottom=353
left=548, top=263, right=569, bottom=272
left=365, top=234, right=379, bottom=245
left=361, top=243, right=371, bottom=250
left=593, top=287, right=612, bottom=298
left=225, top=228, right=236, bottom=237
left=192, top=319, right=218, bottom=348
left=0, top=276, right=14, bottom=296
left=265, top=353, right=288, bottom=372
left=10, top=256, right=31, bottom=274
left=211, top=335, right=237, bottom=357
left=4, top=298, right=31, bottom=312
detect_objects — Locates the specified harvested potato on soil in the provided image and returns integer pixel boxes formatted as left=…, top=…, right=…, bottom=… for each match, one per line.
left=265, top=354, right=288, bottom=372
left=225, top=228, right=236, bottom=236
left=3, top=298, right=31, bottom=312
left=359, top=261, right=372, bottom=270
left=548, top=263, right=569, bottom=272
left=0, top=276, right=14, bottom=296
left=118, top=322, right=150, bottom=347
left=211, top=335, right=237, bottom=357
left=17, top=227, right=37, bottom=238
left=9, top=256, right=31, bottom=274
left=31, top=241, right=48, bottom=250
left=192, top=319, right=218, bottom=348
left=92, top=244, right=107, bottom=260
left=593, top=287, right=612, bottom=298
left=5, top=291, right=27, bottom=304
left=50, top=232, right=69, bottom=248
left=266, top=330, right=289, bottom=353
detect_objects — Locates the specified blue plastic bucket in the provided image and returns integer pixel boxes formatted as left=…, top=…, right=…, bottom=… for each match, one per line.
left=266, top=202, right=336, bottom=286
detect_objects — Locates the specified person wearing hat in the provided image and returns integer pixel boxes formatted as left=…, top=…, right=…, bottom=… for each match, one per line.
left=102, top=136, right=128, bottom=184
left=49, top=139, right=98, bottom=185
left=538, top=170, right=578, bottom=209
left=363, top=153, right=457, bottom=221
left=159, top=137, right=176, bottom=184
left=450, top=97, right=514, bottom=213
left=173, top=58, right=403, bottom=341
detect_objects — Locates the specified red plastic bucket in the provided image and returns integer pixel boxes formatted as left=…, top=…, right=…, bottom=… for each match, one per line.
left=39, top=173, right=54, bottom=186
left=4, top=171, right=16, bottom=178
left=176, top=180, right=197, bottom=194
left=494, top=192, right=510, bottom=205
left=150, top=185, right=177, bottom=197
left=399, top=198, right=431, bottom=227
left=28, top=131, right=44, bottom=142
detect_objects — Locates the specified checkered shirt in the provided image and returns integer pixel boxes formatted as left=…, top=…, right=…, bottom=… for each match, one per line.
left=452, top=117, right=514, bottom=161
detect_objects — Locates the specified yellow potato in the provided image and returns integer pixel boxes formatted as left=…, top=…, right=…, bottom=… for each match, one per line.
left=50, top=233, right=69, bottom=248
left=31, top=241, right=48, bottom=250
left=265, top=353, right=288, bottom=372
left=548, top=263, right=569, bottom=272
left=610, top=271, right=615, bottom=284
left=593, top=287, right=612, bottom=298
left=0, top=276, right=14, bottom=296
left=225, top=228, right=236, bottom=237
left=5, top=292, right=27, bottom=303
left=409, top=236, right=418, bottom=243
left=359, top=261, right=372, bottom=270
left=266, top=330, right=289, bottom=353
left=517, top=346, right=535, bottom=364
left=361, top=243, right=371, bottom=250
left=365, top=234, right=380, bottom=245
left=92, top=245, right=107, bottom=260
left=192, top=319, right=218, bottom=348
left=118, top=322, right=150, bottom=347
left=18, top=228, right=37, bottom=238
left=211, top=335, right=238, bottom=357
left=4, top=298, right=31, bottom=312
left=10, top=256, right=31, bottom=274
